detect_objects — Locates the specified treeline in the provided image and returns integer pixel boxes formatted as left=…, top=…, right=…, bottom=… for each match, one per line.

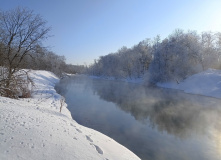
left=87, top=30, right=221, bottom=84
left=87, top=40, right=152, bottom=79
left=14, top=45, right=85, bottom=76
left=149, top=30, right=221, bottom=83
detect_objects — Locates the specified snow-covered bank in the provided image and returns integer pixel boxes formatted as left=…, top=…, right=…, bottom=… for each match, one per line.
left=0, top=70, right=140, bottom=160
left=157, top=69, right=221, bottom=99
left=89, top=69, right=221, bottom=99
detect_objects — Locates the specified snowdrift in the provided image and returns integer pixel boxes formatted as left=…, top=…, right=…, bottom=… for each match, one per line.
left=157, top=69, right=221, bottom=99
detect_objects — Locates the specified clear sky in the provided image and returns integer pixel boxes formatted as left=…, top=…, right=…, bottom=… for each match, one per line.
left=1, top=0, right=221, bottom=65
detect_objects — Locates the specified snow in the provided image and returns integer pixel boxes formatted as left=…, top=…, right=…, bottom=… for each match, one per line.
left=0, top=70, right=140, bottom=160
left=157, top=68, right=221, bottom=99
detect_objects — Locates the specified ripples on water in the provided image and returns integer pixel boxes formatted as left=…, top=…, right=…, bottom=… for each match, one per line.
left=56, top=75, right=221, bottom=160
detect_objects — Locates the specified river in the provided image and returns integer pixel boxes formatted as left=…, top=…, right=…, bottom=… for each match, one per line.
left=55, top=75, right=221, bottom=160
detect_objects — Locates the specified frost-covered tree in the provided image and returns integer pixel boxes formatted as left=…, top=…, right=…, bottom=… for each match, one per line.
left=200, top=32, right=221, bottom=69
left=148, top=30, right=203, bottom=83
left=87, top=29, right=221, bottom=84
left=148, top=30, right=221, bottom=84
left=87, top=42, right=152, bottom=79
left=132, top=39, right=152, bottom=77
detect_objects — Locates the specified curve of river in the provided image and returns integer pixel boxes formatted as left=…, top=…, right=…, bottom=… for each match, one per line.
left=56, top=75, right=221, bottom=160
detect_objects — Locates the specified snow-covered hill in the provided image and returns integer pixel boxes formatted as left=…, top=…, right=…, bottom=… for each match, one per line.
left=0, top=70, right=140, bottom=160
left=157, top=68, right=221, bottom=99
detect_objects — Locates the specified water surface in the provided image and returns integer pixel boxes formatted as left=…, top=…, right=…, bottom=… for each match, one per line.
left=56, top=75, right=221, bottom=160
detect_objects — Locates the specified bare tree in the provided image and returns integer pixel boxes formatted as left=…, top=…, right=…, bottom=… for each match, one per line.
left=0, top=7, right=50, bottom=97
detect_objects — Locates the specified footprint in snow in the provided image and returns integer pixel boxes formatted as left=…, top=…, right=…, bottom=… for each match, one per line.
left=86, top=135, right=93, bottom=142
left=95, top=145, right=103, bottom=155
left=76, top=128, right=82, bottom=133
left=91, top=144, right=103, bottom=155
left=73, top=137, right=77, bottom=140
left=70, top=123, right=76, bottom=127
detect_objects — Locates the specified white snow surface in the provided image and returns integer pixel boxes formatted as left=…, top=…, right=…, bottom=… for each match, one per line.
left=0, top=70, right=140, bottom=160
left=157, top=68, right=221, bottom=99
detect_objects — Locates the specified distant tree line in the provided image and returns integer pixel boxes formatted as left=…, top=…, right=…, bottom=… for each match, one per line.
left=87, top=39, right=152, bottom=79
left=17, top=45, right=85, bottom=76
left=87, top=29, right=221, bottom=84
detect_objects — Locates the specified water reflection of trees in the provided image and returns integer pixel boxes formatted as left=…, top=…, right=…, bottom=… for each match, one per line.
left=90, top=79, right=221, bottom=138
left=56, top=76, right=221, bottom=139
left=56, top=76, right=221, bottom=159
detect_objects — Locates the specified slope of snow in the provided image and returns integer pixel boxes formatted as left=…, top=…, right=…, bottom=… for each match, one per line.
left=0, top=70, right=140, bottom=160
left=157, top=69, right=221, bottom=99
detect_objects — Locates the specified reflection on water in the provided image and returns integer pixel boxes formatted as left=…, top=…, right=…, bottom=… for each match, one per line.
left=56, top=75, right=221, bottom=160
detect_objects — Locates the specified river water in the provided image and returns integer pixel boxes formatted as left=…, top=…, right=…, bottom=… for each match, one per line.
left=55, top=75, right=221, bottom=160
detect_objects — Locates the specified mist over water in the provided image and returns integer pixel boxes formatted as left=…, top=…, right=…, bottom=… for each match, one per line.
left=56, top=75, right=221, bottom=160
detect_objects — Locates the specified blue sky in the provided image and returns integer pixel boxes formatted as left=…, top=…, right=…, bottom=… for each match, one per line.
left=1, top=0, right=221, bottom=65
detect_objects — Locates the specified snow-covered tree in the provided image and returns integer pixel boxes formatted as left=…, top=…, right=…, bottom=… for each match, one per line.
left=148, top=30, right=203, bottom=84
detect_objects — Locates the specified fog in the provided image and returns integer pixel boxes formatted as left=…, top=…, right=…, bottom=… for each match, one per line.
left=56, top=75, right=221, bottom=160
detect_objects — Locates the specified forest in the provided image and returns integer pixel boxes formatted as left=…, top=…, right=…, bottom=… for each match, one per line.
left=87, top=30, right=221, bottom=84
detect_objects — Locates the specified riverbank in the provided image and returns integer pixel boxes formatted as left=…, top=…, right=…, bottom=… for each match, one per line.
left=90, top=68, right=221, bottom=99
left=157, top=68, right=221, bottom=99
left=0, top=70, right=140, bottom=160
